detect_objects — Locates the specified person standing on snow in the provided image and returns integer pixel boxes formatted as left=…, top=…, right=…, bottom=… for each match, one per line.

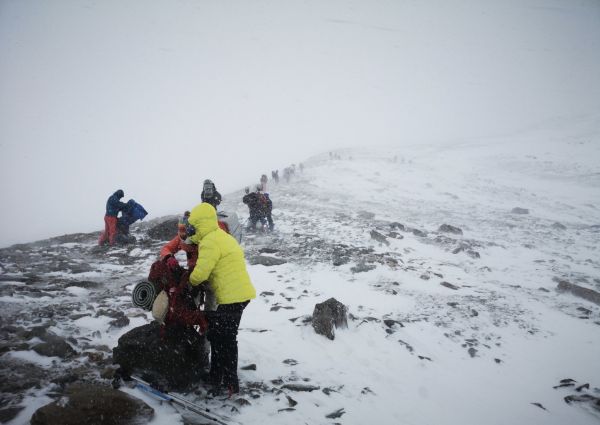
left=263, top=192, right=274, bottom=231
left=242, top=185, right=267, bottom=231
left=98, top=189, right=127, bottom=246
left=201, top=179, right=222, bottom=209
left=187, top=202, right=256, bottom=395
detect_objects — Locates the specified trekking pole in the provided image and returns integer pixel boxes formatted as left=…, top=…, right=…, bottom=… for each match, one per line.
left=130, top=375, right=232, bottom=425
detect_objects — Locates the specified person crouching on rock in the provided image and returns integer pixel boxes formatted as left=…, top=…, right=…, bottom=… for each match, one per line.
left=187, top=202, right=256, bottom=395
left=148, top=256, right=208, bottom=335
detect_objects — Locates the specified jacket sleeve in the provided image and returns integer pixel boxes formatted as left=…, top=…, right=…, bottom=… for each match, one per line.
left=160, top=236, right=181, bottom=259
left=189, top=237, right=219, bottom=286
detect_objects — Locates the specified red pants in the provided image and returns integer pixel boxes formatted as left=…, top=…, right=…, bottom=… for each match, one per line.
left=98, top=215, right=118, bottom=245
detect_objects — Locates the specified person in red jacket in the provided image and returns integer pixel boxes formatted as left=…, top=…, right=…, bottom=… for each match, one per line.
left=160, top=222, right=198, bottom=269
left=148, top=257, right=207, bottom=335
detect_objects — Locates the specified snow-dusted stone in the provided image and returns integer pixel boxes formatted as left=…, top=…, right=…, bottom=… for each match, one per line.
left=248, top=255, right=287, bottom=266
left=390, top=222, right=406, bottom=231
left=511, top=207, right=529, bottom=214
left=411, top=228, right=428, bottom=237
left=350, top=262, right=376, bottom=273
left=146, top=218, right=179, bottom=241
left=357, top=211, right=375, bottom=220
left=112, top=322, right=208, bottom=391
left=438, top=224, right=463, bottom=235
left=556, top=280, right=600, bottom=306
left=370, top=230, right=390, bottom=245
left=552, top=222, right=567, bottom=230
left=30, top=383, right=154, bottom=425
left=281, top=383, right=320, bottom=392
left=312, top=298, right=348, bottom=340
left=33, top=334, right=78, bottom=359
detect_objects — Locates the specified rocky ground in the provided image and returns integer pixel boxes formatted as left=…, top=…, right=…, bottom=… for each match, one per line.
left=1, top=143, right=600, bottom=424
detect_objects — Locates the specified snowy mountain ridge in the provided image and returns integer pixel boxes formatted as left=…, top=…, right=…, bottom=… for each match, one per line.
left=1, top=122, right=600, bottom=424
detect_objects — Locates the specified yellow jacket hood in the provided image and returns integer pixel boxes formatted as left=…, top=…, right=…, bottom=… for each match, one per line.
left=188, top=202, right=218, bottom=242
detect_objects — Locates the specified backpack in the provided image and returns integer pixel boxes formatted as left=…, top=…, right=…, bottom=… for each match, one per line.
left=258, top=193, right=268, bottom=207
left=217, top=210, right=243, bottom=243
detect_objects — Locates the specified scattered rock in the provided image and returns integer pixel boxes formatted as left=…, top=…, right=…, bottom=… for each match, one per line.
left=357, top=211, right=375, bottom=219
left=283, top=359, right=298, bottom=366
left=531, top=402, right=547, bottom=410
left=248, top=255, right=287, bottom=267
left=440, top=281, right=460, bottom=290
left=0, top=406, right=25, bottom=423
left=438, top=224, right=463, bottom=235
left=390, top=222, right=406, bottom=231
left=312, top=298, right=348, bottom=340
left=411, top=229, right=427, bottom=237
left=279, top=395, right=295, bottom=408
left=556, top=280, right=600, bottom=305
left=383, top=319, right=403, bottom=328
left=241, top=364, right=257, bottom=371
left=325, top=408, right=345, bottom=419
left=33, top=334, right=77, bottom=359
left=468, top=347, right=477, bottom=358
left=370, top=230, right=390, bottom=246
left=552, top=222, right=567, bottom=230
left=30, top=383, right=154, bottom=425
left=281, top=383, right=320, bottom=392
left=350, top=263, right=376, bottom=274
left=511, top=207, right=529, bottom=215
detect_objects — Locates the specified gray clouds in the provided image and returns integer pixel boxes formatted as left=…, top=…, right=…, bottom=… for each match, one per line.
left=1, top=0, right=599, bottom=246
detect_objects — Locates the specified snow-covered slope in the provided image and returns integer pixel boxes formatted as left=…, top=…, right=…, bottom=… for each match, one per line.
left=1, top=119, right=599, bottom=424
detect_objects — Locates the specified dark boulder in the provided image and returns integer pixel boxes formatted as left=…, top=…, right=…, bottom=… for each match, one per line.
left=370, top=230, right=390, bottom=246
left=33, top=334, right=78, bottom=359
left=438, top=224, right=463, bottom=235
left=248, top=255, right=287, bottom=266
left=146, top=218, right=179, bottom=241
left=312, top=298, right=348, bottom=340
left=556, top=280, right=600, bottom=306
left=30, top=383, right=153, bottom=425
left=112, top=322, right=208, bottom=391
left=511, top=207, right=529, bottom=215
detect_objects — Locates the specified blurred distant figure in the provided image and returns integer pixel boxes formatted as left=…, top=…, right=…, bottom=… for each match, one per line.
left=260, top=174, right=268, bottom=191
left=271, top=170, right=279, bottom=183
left=201, top=179, right=222, bottom=209
left=99, top=190, right=126, bottom=246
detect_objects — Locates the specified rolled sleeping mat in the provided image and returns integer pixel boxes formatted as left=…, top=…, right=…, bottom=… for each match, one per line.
left=132, top=280, right=160, bottom=310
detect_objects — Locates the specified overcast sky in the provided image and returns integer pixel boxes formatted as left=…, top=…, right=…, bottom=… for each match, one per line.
left=1, top=0, right=599, bottom=247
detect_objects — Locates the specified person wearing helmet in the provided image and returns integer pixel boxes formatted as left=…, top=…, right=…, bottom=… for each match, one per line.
left=188, top=202, right=256, bottom=395
left=201, top=179, right=222, bottom=209
left=98, top=189, right=127, bottom=246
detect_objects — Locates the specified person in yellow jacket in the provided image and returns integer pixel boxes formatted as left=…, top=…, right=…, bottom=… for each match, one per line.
left=188, top=202, right=256, bottom=395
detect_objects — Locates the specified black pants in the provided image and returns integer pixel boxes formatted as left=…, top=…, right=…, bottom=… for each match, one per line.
left=206, top=301, right=249, bottom=391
